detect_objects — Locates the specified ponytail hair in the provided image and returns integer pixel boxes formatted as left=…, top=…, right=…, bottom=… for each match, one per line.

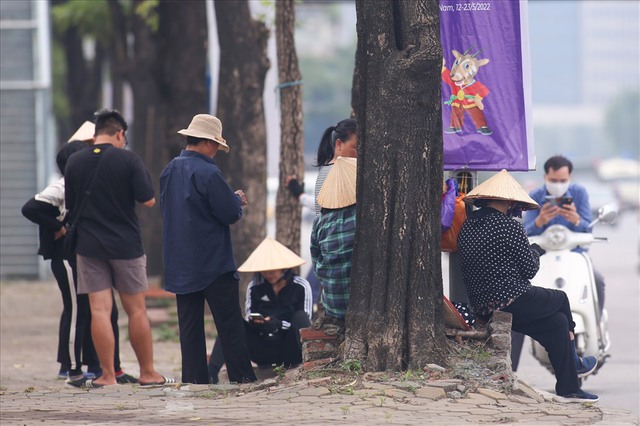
left=315, top=118, right=357, bottom=167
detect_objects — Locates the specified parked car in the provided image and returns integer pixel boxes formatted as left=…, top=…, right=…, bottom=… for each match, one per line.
left=597, top=158, right=640, bottom=211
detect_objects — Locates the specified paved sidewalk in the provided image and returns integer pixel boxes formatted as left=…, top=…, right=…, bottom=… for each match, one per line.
left=1, top=281, right=637, bottom=425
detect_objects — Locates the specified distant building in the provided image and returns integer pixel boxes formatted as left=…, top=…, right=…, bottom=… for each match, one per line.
left=529, top=0, right=639, bottom=106
left=580, top=1, right=640, bottom=104
left=0, top=0, right=56, bottom=279
left=528, top=0, right=639, bottom=167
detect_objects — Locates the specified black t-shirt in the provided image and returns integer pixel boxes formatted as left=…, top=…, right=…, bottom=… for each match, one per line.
left=65, top=144, right=154, bottom=259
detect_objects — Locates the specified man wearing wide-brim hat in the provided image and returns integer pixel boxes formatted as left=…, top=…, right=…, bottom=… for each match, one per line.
left=310, top=156, right=357, bottom=330
left=207, top=238, right=313, bottom=383
left=457, top=169, right=599, bottom=404
left=160, top=114, right=255, bottom=384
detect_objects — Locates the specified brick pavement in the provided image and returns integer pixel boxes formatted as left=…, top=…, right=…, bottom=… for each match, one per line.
left=1, top=281, right=637, bottom=425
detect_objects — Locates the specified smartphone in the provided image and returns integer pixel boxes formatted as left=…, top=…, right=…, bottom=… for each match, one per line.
left=249, top=313, right=265, bottom=321
left=545, top=195, right=573, bottom=206
left=558, top=196, right=573, bottom=206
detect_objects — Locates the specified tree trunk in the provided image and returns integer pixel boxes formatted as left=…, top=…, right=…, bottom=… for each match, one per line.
left=350, top=40, right=360, bottom=119
left=60, top=26, right=103, bottom=142
left=344, top=0, right=447, bottom=371
left=107, top=0, right=209, bottom=278
left=274, top=0, right=304, bottom=256
left=215, top=0, right=270, bottom=267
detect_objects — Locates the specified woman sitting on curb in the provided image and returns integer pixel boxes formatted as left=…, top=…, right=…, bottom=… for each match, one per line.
left=457, top=169, right=598, bottom=404
left=208, top=238, right=312, bottom=383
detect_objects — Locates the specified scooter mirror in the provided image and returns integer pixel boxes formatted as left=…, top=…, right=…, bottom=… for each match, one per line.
left=597, top=204, right=618, bottom=224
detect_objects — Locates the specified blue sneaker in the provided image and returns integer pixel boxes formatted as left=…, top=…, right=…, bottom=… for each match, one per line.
left=57, top=368, right=69, bottom=380
left=84, top=366, right=102, bottom=380
left=577, top=356, right=598, bottom=378
left=554, top=389, right=599, bottom=403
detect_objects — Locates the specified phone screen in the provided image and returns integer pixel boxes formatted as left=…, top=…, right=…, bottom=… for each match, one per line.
left=559, top=197, right=573, bottom=205
left=545, top=195, right=572, bottom=206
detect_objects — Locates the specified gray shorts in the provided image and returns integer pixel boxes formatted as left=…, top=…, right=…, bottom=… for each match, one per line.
left=77, top=254, right=148, bottom=295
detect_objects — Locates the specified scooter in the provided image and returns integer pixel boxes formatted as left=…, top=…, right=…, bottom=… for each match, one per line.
left=527, top=204, right=618, bottom=380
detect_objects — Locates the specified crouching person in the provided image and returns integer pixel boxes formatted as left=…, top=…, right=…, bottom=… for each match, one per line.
left=310, top=157, right=357, bottom=331
left=209, top=238, right=312, bottom=383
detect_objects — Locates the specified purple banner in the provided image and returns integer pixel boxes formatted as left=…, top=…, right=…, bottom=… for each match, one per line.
left=440, top=0, right=534, bottom=171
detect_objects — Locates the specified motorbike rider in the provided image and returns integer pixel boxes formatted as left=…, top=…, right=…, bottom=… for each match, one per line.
left=509, top=156, right=607, bottom=371
left=524, top=155, right=605, bottom=312
left=458, top=169, right=599, bottom=403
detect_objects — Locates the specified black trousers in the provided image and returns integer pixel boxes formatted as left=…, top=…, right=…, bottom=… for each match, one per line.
left=502, top=286, right=579, bottom=396
left=176, top=272, right=256, bottom=384
left=209, top=310, right=310, bottom=380
left=511, top=267, right=605, bottom=372
left=52, top=254, right=122, bottom=373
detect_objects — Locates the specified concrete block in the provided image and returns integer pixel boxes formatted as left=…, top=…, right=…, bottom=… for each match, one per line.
left=414, top=386, right=446, bottom=400
left=477, top=387, right=508, bottom=400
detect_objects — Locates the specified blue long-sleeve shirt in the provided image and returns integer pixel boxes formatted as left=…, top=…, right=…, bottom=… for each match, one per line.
left=524, top=183, right=592, bottom=252
left=160, top=150, right=243, bottom=294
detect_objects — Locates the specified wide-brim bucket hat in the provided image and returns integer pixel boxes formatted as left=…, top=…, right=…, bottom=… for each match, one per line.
left=177, top=114, right=230, bottom=153
left=464, top=169, right=539, bottom=210
left=238, top=237, right=306, bottom=272
left=68, top=121, right=95, bottom=143
left=317, top=156, right=357, bottom=209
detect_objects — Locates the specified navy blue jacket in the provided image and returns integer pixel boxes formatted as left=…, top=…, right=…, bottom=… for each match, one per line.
left=160, top=150, right=243, bottom=294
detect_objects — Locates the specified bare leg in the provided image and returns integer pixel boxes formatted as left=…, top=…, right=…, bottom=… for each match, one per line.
left=88, top=289, right=117, bottom=385
left=118, top=291, right=164, bottom=384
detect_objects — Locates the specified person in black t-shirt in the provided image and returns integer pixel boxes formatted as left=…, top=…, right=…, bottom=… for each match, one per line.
left=208, top=238, right=312, bottom=384
left=64, top=109, right=173, bottom=388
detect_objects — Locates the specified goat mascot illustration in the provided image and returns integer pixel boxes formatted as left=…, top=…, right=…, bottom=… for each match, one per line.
left=442, top=49, right=493, bottom=136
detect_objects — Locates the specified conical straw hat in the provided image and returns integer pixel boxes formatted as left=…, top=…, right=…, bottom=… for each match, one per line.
left=317, top=156, right=357, bottom=209
left=465, top=169, right=539, bottom=210
left=67, top=121, right=95, bottom=143
left=238, top=237, right=305, bottom=272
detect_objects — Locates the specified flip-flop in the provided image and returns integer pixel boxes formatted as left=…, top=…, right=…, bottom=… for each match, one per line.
left=67, top=377, right=113, bottom=389
left=66, top=376, right=88, bottom=388
left=116, top=372, right=139, bottom=384
left=138, top=376, right=177, bottom=388
left=83, top=379, right=107, bottom=389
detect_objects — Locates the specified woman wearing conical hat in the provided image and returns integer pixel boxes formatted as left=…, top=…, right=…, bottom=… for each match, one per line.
left=208, top=238, right=312, bottom=383
left=310, top=156, right=357, bottom=330
left=457, top=170, right=599, bottom=404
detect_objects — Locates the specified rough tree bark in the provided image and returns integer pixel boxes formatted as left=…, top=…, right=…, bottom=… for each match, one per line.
left=215, top=0, right=270, bottom=266
left=350, top=41, right=360, bottom=119
left=108, top=0, right=208, bottom=277
left=60, top=26, right=103, bottom=142
left=344, top=0, right=447, bottom=371
left=275, top=0, right=305, bottom=256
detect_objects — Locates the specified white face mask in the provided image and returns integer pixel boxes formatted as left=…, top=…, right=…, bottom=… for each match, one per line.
left=545, top=181, right=570, bottom=198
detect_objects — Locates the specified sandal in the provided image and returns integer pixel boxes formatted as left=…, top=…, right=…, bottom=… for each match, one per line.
left=139, top=376, right=177, bottom=388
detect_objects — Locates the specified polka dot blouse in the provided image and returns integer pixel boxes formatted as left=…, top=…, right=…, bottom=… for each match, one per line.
left=457, top=207, right=541, bottom=317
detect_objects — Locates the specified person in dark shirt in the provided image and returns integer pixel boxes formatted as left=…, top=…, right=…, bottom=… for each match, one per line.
left=160, top=114, right=255, bottom=384
left=208, top=238, right=312, bottom=383
left=65, top=109, right=172, bottom=388
left=22, top=137, right=92, bottom=380
left=457, top=169, right=599, bottom=404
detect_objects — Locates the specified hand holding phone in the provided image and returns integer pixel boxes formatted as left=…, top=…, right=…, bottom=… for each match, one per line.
left=249, top=313, right=265, bottom=321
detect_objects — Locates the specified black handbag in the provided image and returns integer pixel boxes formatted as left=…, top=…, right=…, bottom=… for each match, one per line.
left=63, top=151, right=106, bottom=259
